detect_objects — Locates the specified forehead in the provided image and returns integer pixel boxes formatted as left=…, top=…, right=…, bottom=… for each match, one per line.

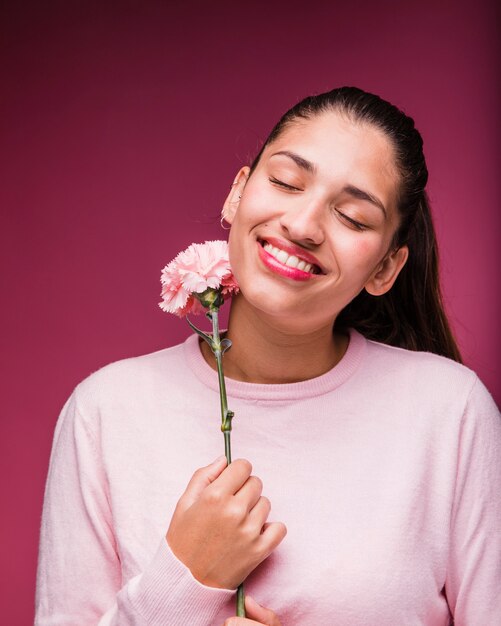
left=261, top=110, right=400, bottom=206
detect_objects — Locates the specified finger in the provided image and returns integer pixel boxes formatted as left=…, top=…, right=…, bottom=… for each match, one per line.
left=257, top=521, right=287, bottom=557
left=180, top=456, right=227, bottom=508
left=207, top=458, right=253, bottom=497
left=244, top=595, right=282, bottom=626
left=248, top=495, right=271, bottom=527
left=234, top=475, right=263, bottom=511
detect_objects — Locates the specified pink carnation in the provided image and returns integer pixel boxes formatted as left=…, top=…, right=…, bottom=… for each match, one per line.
left=159, top=240, right=239, bottom=317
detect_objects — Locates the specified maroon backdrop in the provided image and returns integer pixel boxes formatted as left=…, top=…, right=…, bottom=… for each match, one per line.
left=1, top=1, right=499, bottom=623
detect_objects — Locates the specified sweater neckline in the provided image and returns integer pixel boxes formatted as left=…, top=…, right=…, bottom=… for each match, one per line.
left=183, top=328, right=366, bottom=401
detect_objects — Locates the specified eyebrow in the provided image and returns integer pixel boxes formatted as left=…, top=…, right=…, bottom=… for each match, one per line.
left=342, top=185, right=387, bottom=218
left=270, top=150, right=316, bottom=174
left=270, top=149, right=387, bottom=217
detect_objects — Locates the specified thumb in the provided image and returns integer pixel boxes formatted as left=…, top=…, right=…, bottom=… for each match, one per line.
left=244, top=595, right=281, bottom=626
left=180, top=455, right=227, bottom=508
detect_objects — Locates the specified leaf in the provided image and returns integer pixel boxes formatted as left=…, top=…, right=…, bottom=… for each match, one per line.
left=221, top=338, right=233, bottom=354
left=186, top=316, right=214, bottom=348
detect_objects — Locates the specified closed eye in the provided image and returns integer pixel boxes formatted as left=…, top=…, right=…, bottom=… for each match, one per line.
left=269, top=176, right=301, bottom=192
left=335, top=209, right=368, bottom=231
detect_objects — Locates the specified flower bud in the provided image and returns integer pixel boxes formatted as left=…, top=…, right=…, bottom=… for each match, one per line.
left=194, top=287, right=224, bottom=310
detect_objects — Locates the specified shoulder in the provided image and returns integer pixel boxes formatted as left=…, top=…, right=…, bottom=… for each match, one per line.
left=359, top=334, right=496, bottom=414
left=364, top=336, right=475, bottom=382
left=72, top=337, right=192, bottom=412
left=349, top=335, right=499, bottom=449
left=50, top=337, right=203, bottom=453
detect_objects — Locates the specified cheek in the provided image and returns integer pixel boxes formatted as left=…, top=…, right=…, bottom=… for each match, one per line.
left=238, top=175, right=277, bottom=222
left=226, top=190, right=273, bottom=260
left=227, top=220, right=255, bottom=287
left=354, top=237, right=379, bottom=259
left=227, top=229, right=242, bottom=276
left=240, top=199, right=271, bottom=226
left=336, top=234, right=384, bottom=271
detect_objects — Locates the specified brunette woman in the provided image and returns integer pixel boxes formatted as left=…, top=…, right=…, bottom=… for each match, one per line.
left=36, top=87, right=500, bottom=626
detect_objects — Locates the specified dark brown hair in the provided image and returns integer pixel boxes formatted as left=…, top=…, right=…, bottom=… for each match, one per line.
left=249, top=86, right=461, bottom=362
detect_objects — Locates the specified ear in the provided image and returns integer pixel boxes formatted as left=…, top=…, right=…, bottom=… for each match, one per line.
left=364, top=245, right=409, bottom=296
left=222, top=166, right=250, bottom=224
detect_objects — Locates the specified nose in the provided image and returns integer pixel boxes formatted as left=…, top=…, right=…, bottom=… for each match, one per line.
left=279, top=198, right=325, bottom=247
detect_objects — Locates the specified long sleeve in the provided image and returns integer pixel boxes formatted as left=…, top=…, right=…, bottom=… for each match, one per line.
left=445, top=377, right=501, bottom=624
left=34, top=391, right=234, bottom=626
left=35, top=333, right=501, bottom=625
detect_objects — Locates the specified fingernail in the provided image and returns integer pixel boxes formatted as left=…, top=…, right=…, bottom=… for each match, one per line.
left=214, top=455, right=227, bottom=464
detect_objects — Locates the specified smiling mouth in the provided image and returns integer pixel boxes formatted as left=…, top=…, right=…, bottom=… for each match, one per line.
left=259, top=239, right=323, bottom=275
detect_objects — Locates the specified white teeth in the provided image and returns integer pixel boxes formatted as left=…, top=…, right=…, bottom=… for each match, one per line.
left=262, top=242, right=316, bottom=274
left=276, top=249, right=288, bottom=264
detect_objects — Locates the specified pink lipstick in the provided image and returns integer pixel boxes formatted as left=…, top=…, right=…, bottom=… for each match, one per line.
left=257, top=238, right=323, bottom=282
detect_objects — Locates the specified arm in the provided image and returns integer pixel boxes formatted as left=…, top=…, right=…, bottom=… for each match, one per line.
left=35, top=391, right=235, bottom=626
left=445, top=377, right=501, bottom=624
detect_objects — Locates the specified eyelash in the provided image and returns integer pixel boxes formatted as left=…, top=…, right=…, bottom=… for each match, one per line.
left=269, top=177, right=368, bottom=231
left=335, top=210, right=367, bottom=231
left=269, top=176, right=300, bottom=191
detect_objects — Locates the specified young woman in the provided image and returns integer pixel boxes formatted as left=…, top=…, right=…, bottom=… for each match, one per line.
left=35, top=87, right=500, bottom=626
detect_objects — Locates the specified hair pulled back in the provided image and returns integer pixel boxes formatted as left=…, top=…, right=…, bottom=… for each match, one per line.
left=249, top=87, right=461, bottom=362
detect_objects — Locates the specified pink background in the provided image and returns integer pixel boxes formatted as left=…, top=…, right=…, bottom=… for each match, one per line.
left=1, top=1, right=499, bottom=622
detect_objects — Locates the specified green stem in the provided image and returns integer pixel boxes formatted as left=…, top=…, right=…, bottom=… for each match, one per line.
left=210, top=308, right=245, bottom=618
left=236, top=584, right=245, bottom=617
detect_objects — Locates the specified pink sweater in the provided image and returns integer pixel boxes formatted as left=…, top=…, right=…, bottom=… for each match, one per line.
left=35, top=329, right=501, bottom=625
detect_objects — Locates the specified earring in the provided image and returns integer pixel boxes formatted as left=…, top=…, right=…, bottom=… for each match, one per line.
left=220, top=211, right=231, bottom=230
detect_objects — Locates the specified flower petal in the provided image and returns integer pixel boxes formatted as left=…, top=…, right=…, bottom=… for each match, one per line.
left=159, top=240, right=238, bottom=316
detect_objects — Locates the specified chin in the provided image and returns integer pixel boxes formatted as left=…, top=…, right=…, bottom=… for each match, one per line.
left=239, top=287, right=317, bottom=329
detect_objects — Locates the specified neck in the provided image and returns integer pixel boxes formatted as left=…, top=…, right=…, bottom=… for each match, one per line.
left=200, top=295, right=349, bottom=384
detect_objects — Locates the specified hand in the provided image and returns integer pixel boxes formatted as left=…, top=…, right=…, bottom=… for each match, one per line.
left=223, top=595, right=282, bottom=625
left=166, top=456, right=287, bottom=590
